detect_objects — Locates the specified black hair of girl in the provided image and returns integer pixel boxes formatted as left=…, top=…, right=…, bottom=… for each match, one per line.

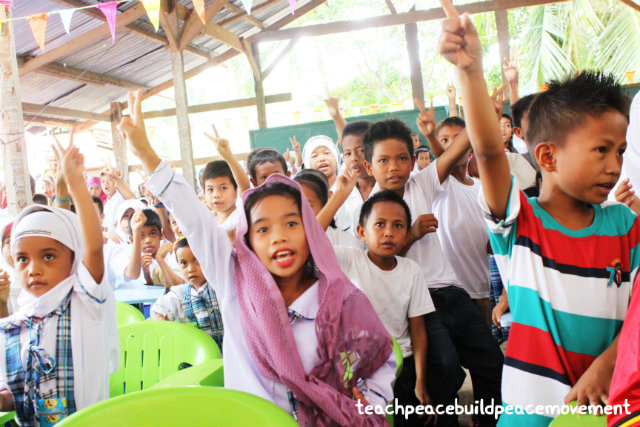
left=243, top=181, right=317, bottom=278
left=501, top=113, right=516, bottom=153
left=293, top=169, right=337, bottom=229
left=174, top=237, right=189, bottom=261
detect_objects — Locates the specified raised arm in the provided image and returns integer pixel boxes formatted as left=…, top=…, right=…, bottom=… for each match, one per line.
left=446, top=83, right=459, bottom=117
left=54, top=141, right=104, bottom=283
left=51, top=132, right=72, bottom=210
left=124, top=209, right=144, bottom=280
left=416, top=99, right=445, bottom=158
left=205, top=124, right=250, bottom=195
left=438, top=0, right=511, bottom=219
left=101, top=166, right=136, bottom=201
left=316, top=169, right=357, bottom=230
left=290, top=136, right=303, bottom=168
left=435, top=129, right=471, bottom=183
left=503, top=53, right=520, bottom=105
left=324, top=97, right=347, bottom=145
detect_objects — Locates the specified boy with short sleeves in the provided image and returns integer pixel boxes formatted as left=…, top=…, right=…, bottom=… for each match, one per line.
left=438, top=2, right=640, bottom=426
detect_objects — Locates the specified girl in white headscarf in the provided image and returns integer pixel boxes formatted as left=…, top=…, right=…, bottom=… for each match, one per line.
left=302, top=135, right=341, bottom=189
left=0, top=143, right=118, bottom=426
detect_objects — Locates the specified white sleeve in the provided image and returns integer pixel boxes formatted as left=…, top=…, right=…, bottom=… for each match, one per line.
left=407, top=262, right=435, bottom=318
left=333, top=246, right=355, bottom=274
left=145, top=161, right=235, bottom=300
left=150, top=288, right=185, bottom=321
left=414, top=160, right=445, bottom=196
left=360, top=352, right=397, bottom=407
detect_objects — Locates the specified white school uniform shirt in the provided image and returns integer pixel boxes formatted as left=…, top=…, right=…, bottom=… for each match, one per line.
left=370, top=161, right=460, bottom=289
left=334, top=247, right=435, bottom=358
left=0, top=264, right=119, bottom=412
left=334, top=186, right=365, bottom=233
left=151, top=282, right=208, bottom=321
left=218, top=199, right=242, bottom=233
left=434, top=175, right=491, bottom=298
left=102, top=191, right=125, bottom=233
left=146, top=161, right=396, bottom=415
left=326, top=227, right=366, bottom=250
left=505, top=152, right=536, bottom=190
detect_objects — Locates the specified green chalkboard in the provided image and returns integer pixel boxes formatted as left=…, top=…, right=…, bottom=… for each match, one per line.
left=249, top=84, right=639, bottom=153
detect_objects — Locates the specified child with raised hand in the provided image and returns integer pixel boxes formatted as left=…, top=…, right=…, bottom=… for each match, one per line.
left=124, top=208, right=164, bottom=286
left=438, top=2, right=639, bottom=426
left=151, top=237, right=223, bottom=350
left=0, top=141, right=118, bottom=425
left=120, top=90, right=395, bottom=426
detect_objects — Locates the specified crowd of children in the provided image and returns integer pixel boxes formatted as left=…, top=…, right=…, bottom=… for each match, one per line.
left=0, top=1, right=639, bottom=426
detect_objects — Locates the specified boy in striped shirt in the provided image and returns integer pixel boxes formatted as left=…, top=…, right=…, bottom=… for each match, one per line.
left=438, top=1, right=639, bottom=426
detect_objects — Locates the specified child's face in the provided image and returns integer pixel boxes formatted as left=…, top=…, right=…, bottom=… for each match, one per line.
left=341, top=135, right=369, bottom=179
left=176, top=246, right=206, bottom=287
left=416, top=152, right=432, bottom=170
left=248, top=194, right=310, bottom=280
left=364, top=138, right=414, bottom=193
left=168, top=213, right=182, bottom=238
left=120, top=209, right=134, bottom=236
left=2, top=234, right=12, bottom=267
left=438, top=125, right=468, bottom=167
left=541, top=110, right=628, bottom=205
left=88, top=183, right=102, bottom=198
left=357, top=201, right=408, bottom=260
left=309, top=146, right=337, bottom=179
left=252, top=161, right=288, bottom=187
left=499, top=117, right=513, bottom=145
left=140, top=225, right=161, bottom=255
left=100, top=175, right=116, bottom=198
left=204, top=177, right=237, bottom=214
left=13, top=236, right=73, bottom=297
left=299, top=183, right=323, bottom=216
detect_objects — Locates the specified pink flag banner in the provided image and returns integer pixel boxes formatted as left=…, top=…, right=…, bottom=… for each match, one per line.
left=287, top=0, right=296, bottom=15
left=97, top=1, right=118, bottom=44
left=0, top=0, right=12, bottom=9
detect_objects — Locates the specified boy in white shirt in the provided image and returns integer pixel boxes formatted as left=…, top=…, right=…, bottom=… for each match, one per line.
left=333, top=191, right=435, bottom=427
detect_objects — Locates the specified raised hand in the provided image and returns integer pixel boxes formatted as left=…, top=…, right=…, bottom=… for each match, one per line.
left=323, top=97, right=340, bottom=118
left=491, top=83, right=507, bottom=117
left=130, top=209, right=147, bottom=237
left=0, top=270, right=10, bottom=306
left=289, top=136, right=301, bottom=152
left=333, top=168, right=357, bottom=198
left=410, top=213, right=439, bottom=241
left=204, top=124, right=232, bottom=159
left=52, top=138, right=84, bottom=184
left=438, top=0, right=483, bottom=71
left=118, top=91, right=159, bottom=173
left=156, top=242, right=173, bottom=261
left=446, top=83, right=456, bottom=101
left=615, top=178, right=640, bottom=215
left=416, top=98, right=437, bottom=138
left=502, top=51, right=519, bottom=84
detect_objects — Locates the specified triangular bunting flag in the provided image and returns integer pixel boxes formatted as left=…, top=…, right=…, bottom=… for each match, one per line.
left=240, top=0, right=253, bottom=15
left=141, top=0, right=161, bottom=32
left=27, top=13, right=47, bottom=52
left=0, top=1, right=13, bottom=8
left=59, top=9, right=74, bottom=34
left=192, top=0, right=206, bottom=25
left=287, top=0, right=296, bottom=15
left=97, top=1, right=118, bottom=44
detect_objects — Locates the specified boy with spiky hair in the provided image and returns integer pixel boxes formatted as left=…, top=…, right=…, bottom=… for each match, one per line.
left=438, top=1, right=639, bottom=426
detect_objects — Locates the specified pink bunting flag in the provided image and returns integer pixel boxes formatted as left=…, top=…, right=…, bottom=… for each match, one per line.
left=192, top=0, right=206, bottom=25
left=0, top=0, right=12, bottom=9
left=27, top=13, right=48, bottom=52
left=287, top=0, right=296, bottom=15
left=97, top=1, right=119, bottom=44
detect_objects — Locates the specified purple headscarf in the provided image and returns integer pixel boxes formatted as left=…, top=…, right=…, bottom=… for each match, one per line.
left=234, top=174, right=392, bottom=426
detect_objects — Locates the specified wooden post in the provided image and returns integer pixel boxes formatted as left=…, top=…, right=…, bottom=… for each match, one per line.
left=0, top=7, right=32, bottom=215
left=110, top=101, right=129, bottom=186
left=405, top=21, right=424, bottom=107
left=171, top=49, right=196, bottom=189
left=252, top=43, right=267, bottom=129
left=495, top=9, right=511, bottom=100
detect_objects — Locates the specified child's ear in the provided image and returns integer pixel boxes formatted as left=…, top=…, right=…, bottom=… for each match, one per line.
left=328, top=190, right=333, bottom=199
left=363, top=160, right=373, bottom=177
left=356, top=224, right=366, bottom=242
left=513, top=127, right=524, bottom=139
left=286, top=170, right=291, bottom=177
left=250, top=178, right=258, bottom=187
left=535, top=142, right=556, bottom=173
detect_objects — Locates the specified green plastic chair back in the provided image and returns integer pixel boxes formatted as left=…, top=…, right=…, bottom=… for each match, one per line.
left=109, top=321, right=221, bottom=397
left=387, top=336, right=404, bottom=427
left=549, top=402, right=607, bottom=427
left=57, top=386, right=298, bottom=427
left=115, top=301, right=145, bottom=326
left=152, top=358, right=224, bottom=389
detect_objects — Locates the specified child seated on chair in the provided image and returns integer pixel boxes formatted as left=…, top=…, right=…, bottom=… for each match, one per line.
left=438, top=1, right=639, bottom=426
left=150, top=237, right=223, bottom=351
left=120, top=90, right=395, bottom=426
left=0, top=142, right=119, bottom=426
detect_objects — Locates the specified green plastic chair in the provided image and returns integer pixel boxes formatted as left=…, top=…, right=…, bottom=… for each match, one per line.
left=57, top=386, right=298, bottom=427
left=115, top=301, right=144, bottom=325
left=387, top=336, right=404, bottom=427
left=152, top=358, right=224, bottom=389
left=109, top=321, right=221, bottom=397
left=549, top=402, right=607, bottom=427
left=0, top=411, right=14, bottom=424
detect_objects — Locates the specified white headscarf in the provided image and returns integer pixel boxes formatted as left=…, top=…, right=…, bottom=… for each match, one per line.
left=113, top=199, right=145, bottom=241
left=10, top=205, right=83, bottom=317
left=302, top=135, right=341, bottom=171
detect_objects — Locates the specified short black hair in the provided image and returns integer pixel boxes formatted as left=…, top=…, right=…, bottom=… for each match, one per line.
left=32, top=193, right=48, bottom=205
left=526, top=71, right=630, bottom=153
left=359, top=190, right=412, bottom=228
left=175, top=237, right=189, bottom=253
left=92, top=196, right=104, bottom=214
left=247, top=148, right=287, bottom=182
left=200, top=160, right=237, bottom=190
left=293, top=169, right=330, bottom=207
left=363, top=118, right=414, bottom=163
left=415, top=147, right=432, bottom=158
left=435, top=116, right=466, bottom=135
left=342, top=120, right=372, bottom=139
left=128, top=208, right=162, bottom=235
left=511, top=94, right=536, bottom=128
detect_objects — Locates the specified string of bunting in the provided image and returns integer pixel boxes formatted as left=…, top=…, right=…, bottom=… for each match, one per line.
left=0, top=0, right=298, bottom=52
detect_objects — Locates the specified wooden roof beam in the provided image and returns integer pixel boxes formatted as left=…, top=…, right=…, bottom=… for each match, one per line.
left=22, top=103, right=111, bottom=122
left=620, top=0, right=640, bottom=12
left=23, top=114, right=79, bottom=128
left=253, top=0, right=569, bottom=43
left=32, top=61, right=148, bottom=90
left=177, top=1, right=226, bottom=49
left=222, top=1, right=266, bottom=29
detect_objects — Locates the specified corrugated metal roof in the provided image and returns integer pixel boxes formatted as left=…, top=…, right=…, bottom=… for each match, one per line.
left=10, top=0, right=321, bottom=124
